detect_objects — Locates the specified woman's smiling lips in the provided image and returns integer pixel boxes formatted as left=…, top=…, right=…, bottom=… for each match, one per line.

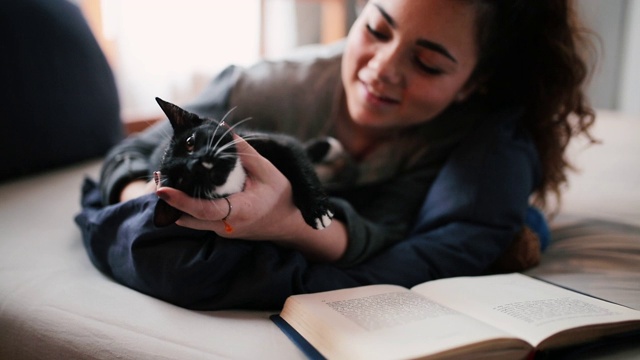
left=359, top=81, right=401, bottom=108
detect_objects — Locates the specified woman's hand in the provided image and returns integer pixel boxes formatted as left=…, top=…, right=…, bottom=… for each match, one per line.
left=155, top=135, right=348, bottom=262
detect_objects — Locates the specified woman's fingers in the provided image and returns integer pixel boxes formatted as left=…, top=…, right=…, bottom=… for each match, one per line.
left=156, top=187, right=230, bottom=222
left=232, top=134, right=277, bottom=181
left=154, top=135, right=297, bottom=239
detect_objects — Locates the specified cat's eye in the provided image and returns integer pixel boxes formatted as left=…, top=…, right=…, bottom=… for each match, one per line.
left=185, top=136, right=195, bottom=153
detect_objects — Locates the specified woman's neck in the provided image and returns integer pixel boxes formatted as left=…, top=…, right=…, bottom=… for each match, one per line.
left=335, top=100, right=399, bottom=161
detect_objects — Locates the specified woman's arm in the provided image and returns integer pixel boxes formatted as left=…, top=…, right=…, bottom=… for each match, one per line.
left=76, top=108, right=540, bottom=310
left=99, top=120, right=169, bottom=205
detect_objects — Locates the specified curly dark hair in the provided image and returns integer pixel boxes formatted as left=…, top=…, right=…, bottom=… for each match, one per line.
left=468, top=0, right=597, bottom=210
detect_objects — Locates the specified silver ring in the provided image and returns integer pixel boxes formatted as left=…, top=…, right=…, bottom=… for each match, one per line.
left=221, top=197, right=232, bottom=221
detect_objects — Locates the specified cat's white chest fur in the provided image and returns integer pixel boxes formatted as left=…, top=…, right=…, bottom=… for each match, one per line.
left=213, top=157, right=246, bottom=197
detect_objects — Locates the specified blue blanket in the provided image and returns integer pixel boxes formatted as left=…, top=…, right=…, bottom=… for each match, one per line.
left=76, top=177, right=548, bottom=310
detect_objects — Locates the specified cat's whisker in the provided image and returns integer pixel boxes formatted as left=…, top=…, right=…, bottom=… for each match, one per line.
left=205, top=191, right=219, bottom=201
left=213, top=133, right=267, bottom=157
left=212, top=117, right=253, bottom=150
left=210, top=130, right=221, bottom=150
left=219, top=106, right=238, bottom=125
left=202, top=108, right=242, bottom=152
left=213, top=140, right=236, bottom=155
left=208, top=115, right=227, bottom=150
left=146, top=172, right=168, bottom=186
left=150, top=118, right=174, bottom=142
left=240, top=133, right=269, bottom=140
left=215, top=156, right=238, bottom=162
left=140, top=173, right=154, bottom=181
left=233, top=151, right=263, bottom=159
left=234, top=152, right=259, bottom=157
left=211, top=134, right=227, bottom=155
left=214, top=141, right=242, bottom=157
left=213, top=143, right=237, bottom=159
left=226, top=116, right=253, bottom=132
left=159, top=126, right=173, bottom=141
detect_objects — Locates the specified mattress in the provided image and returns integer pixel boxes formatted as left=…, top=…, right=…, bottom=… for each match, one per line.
left=0, top=161, right=306, bottom=359
left=1, top=111, right=638, bottom=359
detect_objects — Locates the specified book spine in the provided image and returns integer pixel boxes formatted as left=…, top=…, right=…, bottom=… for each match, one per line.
left=270, top=314, right=326, bottom=360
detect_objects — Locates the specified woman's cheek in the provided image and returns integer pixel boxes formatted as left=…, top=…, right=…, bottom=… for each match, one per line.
left=412, top=80, right=459, bottom=110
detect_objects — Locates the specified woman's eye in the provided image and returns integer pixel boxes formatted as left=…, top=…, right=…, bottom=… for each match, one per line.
left=366, top=24, right=388, bottom=40
left=415, top=58, right=444, bottom=75
left=185, top=136, right=195, bottom=152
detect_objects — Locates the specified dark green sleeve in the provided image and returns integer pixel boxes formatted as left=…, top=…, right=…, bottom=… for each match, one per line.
left=332, top=162, right=442, bottom=266
left=99, top=120, right=170, bottom=205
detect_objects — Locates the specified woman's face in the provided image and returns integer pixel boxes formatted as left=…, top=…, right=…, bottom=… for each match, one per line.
left=342, top=0, right=479, bottom=129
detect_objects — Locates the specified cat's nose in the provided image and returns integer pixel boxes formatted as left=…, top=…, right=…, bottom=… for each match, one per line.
left=187, top=159, right=213, bottom=172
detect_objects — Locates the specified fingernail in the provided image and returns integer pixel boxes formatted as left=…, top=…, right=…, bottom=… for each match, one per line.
left=153, top=171, right=160, bottom=185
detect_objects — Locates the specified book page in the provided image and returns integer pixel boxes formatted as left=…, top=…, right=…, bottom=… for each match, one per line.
left=412, top=273, right=640, bottom=348
left=280, top=284, right=530, bottom=360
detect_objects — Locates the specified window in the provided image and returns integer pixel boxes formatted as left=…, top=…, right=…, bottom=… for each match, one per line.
left=80, top=0, right=352, bottom=124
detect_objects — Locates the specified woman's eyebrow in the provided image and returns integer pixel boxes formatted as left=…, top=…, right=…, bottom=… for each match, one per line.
left=372, top=3, right=457, bottom=64
left=373, top=3, right=396, bottom=28
left=416, top=39, right=458, bottom=64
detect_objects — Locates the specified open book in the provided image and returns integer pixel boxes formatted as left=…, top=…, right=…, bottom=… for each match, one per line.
left=272, top=273, right=640, bottom=360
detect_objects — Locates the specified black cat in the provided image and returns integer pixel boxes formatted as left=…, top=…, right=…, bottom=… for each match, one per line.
left=152, top=97, right=335, bottom=231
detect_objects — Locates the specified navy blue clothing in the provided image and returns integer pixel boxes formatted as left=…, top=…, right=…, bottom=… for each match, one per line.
left=75, top=105, right=541, bottom=310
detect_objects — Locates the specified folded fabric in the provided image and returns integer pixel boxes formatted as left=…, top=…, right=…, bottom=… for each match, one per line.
left=76, top=177, right=546, bottom=310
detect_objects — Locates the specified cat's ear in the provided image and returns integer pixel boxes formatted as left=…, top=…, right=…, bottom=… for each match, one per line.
left=155, top=97, right=203, bottom=132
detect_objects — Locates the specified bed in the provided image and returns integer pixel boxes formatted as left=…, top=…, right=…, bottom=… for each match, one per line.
left=1, top=110, right=639, bottom=359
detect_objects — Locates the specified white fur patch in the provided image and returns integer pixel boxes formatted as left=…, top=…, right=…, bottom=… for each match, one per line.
left=323, top=137, right=345, bottom=162
left=314, top=138, right=346, bottom=184
left=214, top=157, right=246, bottom=196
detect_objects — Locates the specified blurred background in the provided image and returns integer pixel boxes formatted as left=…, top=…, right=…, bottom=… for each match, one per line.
left=74, top=0, right=640, bottom=124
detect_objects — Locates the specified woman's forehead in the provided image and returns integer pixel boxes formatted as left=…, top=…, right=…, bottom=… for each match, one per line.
left=366, top=0, right=479, bottom=64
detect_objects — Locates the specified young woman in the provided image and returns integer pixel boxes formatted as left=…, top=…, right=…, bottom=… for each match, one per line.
left=78, top=0, right=595, bottom=309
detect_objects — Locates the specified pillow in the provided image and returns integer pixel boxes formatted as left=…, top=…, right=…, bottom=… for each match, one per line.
left=0, top=0, right=123, bottom=182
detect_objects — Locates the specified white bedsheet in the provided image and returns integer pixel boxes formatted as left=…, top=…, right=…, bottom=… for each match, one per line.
left=559, top=110, right=640, bottom=227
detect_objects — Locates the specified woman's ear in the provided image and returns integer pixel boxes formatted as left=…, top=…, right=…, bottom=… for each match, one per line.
left=455, top=91, right=472, bottom=103
left=454, top=88, right=475, bottom=103
left=455, top=77, right=488, bottom=103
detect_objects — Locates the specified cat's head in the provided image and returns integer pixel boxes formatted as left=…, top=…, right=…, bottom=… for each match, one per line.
left=153, top=97, right=246, bottom=227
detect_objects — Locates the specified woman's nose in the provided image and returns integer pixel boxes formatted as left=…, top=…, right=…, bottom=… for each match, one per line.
left=368, top=48, right=403, bottom=85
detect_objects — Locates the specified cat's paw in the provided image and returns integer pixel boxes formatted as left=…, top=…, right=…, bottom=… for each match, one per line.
left=313, top=209, right=334, bottom=230
left=299, top=201, right=334, bottom=230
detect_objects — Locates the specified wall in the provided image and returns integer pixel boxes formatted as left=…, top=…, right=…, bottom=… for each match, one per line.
left=580, top=0, right=640, bottom=116
left=618, top=0, right=640, bottom=115
left=81, top=0, right=639, bottom=118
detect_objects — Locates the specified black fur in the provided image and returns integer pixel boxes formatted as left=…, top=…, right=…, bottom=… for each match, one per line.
left=153, top=97, right=334, bottom=231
